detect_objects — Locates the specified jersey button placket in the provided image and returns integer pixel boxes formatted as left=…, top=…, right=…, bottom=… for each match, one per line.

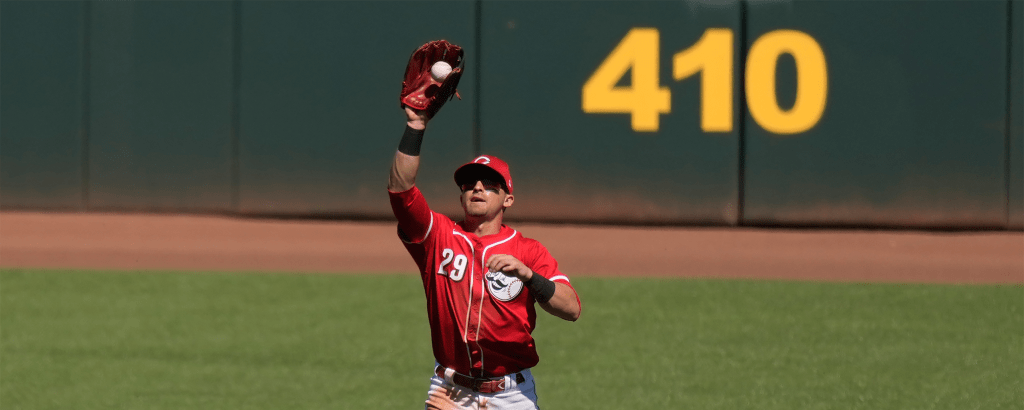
left=468, top=238, right=485, bottom=376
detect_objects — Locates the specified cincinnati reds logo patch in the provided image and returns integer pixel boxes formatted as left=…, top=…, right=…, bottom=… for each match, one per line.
left=485, top=271, right=523, bottom=302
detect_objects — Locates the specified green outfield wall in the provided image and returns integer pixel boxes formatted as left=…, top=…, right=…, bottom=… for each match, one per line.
left=1, top=1, right=86, bottom=209
left=1, top=0, right=1021, bottom=229
left=237, top=1, right=476, bottom=217
left=743, top=0, right=1011, bottom=228
left=481, top=2, right=741, bottom=224
left=88, top=1, right=235, bottom=211
left=1010, top=0, right=1024, bottom=229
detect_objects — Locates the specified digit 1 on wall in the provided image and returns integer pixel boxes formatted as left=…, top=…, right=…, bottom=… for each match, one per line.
left=581, top=28, right=670, bottom=132
left=673, top=28, right=733, bottom=132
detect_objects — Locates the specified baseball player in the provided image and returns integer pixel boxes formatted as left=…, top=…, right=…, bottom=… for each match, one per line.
left=388, top=40, right=582, bottom=410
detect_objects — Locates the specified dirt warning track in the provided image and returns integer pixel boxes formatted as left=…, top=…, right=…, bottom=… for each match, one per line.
left=1, top=211, right=1020, bottom=284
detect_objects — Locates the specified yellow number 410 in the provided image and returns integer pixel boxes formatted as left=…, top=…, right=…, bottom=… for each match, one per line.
left=582, top=27, right=828, bottom=134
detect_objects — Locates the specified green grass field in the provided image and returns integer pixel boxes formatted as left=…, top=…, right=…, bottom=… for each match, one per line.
left=1, top=269, right=1021, bottom=410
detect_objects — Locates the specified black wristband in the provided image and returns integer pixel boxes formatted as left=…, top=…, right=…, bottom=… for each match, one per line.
left=526, top=272, right=556, bottom=304
left=398, top=125, right=424, bottom=156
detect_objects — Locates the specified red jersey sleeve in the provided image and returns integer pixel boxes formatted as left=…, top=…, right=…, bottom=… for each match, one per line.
left=388, top=186, right=434, bottom=244
left=525, top=240, right=572, bottom=286
left=524, top=239, right=581, bottom=313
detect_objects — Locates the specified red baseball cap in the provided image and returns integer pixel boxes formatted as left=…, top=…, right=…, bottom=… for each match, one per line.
left=454, top=155, right=513, bottom=194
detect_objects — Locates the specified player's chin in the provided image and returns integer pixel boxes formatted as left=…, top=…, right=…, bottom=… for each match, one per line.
left=463, top=203, right=491, bottom=217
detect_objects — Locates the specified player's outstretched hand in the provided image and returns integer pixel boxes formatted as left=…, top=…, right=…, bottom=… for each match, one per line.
left=405, top=106, right=429, bottom=130
left=486, top=254, right=533, bottom=281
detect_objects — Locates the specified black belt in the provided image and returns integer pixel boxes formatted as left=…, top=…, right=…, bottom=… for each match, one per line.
left=435, top=366, right=526, bottom=393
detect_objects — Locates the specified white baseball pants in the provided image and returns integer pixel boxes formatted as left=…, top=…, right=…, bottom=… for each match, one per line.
left=424, top=365, right=540, bottom=410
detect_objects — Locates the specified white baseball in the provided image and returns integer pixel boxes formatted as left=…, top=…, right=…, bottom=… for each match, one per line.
left=431, top=61, right=452, bottom=81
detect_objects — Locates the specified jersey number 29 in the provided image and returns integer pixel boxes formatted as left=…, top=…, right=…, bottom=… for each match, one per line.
left=438, top=248, right=468, bottom=281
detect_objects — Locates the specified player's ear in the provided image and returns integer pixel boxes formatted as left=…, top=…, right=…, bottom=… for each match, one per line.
left=503, top=194, right=514, bottom=209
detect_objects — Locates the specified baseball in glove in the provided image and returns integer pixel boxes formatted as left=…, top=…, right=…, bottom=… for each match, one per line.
left=400, top=40, right=464, bottom=118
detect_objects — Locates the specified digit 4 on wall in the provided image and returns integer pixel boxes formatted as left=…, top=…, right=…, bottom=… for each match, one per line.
left=582, top=27, right=828, bottom=134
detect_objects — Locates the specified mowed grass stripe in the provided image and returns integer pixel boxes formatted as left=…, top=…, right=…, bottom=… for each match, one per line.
left=1, top=269, right=1020, bottom=410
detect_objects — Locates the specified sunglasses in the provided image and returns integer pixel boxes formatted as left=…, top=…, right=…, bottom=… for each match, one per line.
left=460, top=178, right=504, bottom=193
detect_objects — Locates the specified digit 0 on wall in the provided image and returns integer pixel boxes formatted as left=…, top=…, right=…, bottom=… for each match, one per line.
left=742, top=0, right=1010, bottom=228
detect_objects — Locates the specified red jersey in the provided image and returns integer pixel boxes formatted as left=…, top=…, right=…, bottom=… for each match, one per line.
left=389, top=186, right=576, bottom=378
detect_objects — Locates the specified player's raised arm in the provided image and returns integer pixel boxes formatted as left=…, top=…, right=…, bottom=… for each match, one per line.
left=389, top=40, right=464, bottom=193
left=388, top=107, right=429, bottom=193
